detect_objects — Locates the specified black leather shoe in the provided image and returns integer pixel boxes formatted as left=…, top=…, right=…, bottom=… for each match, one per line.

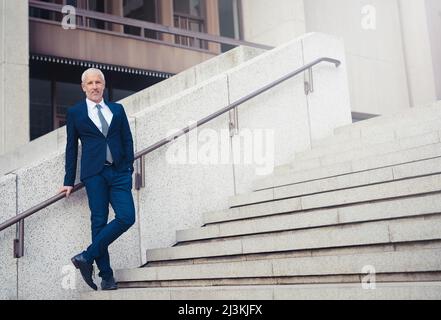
left=71, top=253, right=98, bottom=291
left=101, top=276, right=118, bottom=290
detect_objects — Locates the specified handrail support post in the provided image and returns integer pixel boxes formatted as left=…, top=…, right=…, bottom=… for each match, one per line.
left=14, top=219, right=24, bottom=258
left=135, top=155, right=145, bottom=190
left=304, top=67, right=315, bottom=96
left=229, top=107, right=239, bottom=137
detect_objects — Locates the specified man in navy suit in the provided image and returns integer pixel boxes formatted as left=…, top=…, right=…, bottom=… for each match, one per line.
left=59, top=68, right=136, bottom=291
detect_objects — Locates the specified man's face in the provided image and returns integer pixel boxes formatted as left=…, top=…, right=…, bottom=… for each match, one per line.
left=82, top=72, right=105, bottom=103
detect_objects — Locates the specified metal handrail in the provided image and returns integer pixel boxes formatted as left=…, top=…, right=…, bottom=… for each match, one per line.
left=28, top=0, right=272, bottom=51
left=0, top=56, right=341, bottom=256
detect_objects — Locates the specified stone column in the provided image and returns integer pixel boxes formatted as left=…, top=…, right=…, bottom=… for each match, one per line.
left=159, top=0, right=174, bottom=43
left=107, top=0, right=124, bottom=33
left=398, top=0, right=438, bottom=107
left=0, top=0, right=29, bottom=155
left=205, top=0, right=221, bottom=54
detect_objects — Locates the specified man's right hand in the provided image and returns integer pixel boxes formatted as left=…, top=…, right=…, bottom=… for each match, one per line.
left=59, top=186, right=73, bottom=198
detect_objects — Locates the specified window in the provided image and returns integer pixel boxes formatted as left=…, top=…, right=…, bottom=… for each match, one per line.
left=86, top=0, right=106, bottom=29
left=218, top=0, right=242, bottom=52
left=30, top=78, right=53, bottom=140
left=123, top=0, right=159, bottom=39
left=173, top=0, right=207, bottom=49
left=29, top=0, right=64, bottom=22
left=174, top=0, right=203, bottom=16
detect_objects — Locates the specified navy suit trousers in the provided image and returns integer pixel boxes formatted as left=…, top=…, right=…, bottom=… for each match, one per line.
left=82, top=165, right=136, bottom=280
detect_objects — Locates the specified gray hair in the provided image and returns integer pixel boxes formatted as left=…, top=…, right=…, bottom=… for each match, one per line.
left=81, top=68, right=106, bottom=83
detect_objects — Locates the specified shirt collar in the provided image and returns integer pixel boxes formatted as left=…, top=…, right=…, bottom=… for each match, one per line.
left=86, top=98, right=106, bottom=110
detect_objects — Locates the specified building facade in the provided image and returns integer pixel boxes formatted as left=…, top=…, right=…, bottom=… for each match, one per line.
left=0, top=0, right=440, bottom=155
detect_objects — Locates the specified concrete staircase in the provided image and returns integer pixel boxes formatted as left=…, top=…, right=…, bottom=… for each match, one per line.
left=82, top=101, right=441, bottom=300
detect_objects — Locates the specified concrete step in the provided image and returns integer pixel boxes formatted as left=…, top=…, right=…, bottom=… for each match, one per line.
left=208, top=174, right=441, bottom=225
left=146, top=214, right=441, bottom=263
left=297, top=117, right=441, bottom=162
left=254, top=142, right=441, bottom=191
left=311, top=102, right=441, bottom=150
left=274, top=130, right=440, bottom=176
left=180, top=193, right=441, bottom=242
left=333, top=101, right=441, bottom=136
left=240, top=157, right=441, bottom=209
left=313, top=113, right=441, bottom=152
left=80, top=282, right=441, bottom=300
left=230, top=171, right=441, bottom=209
left=203, top=192, right=439, bottom=225
left=114, top=248, right=441, bottom=287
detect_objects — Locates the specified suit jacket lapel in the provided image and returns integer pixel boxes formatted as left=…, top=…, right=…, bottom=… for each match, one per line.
left=82, top=100, right=118, bottom=136
left=105, top=100, right=118, bottom=135
left=81, top=100, right=105, bottom=137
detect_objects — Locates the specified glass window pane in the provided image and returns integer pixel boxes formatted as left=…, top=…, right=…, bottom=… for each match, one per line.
left=124, top=0, right=156, bottom=21
left=189, top=0, right=202, bottom=17
left=174, top=0, right=203, bottom=17
left=123, top=0, right=158, bottom=38
left=87, top=0, right=106, bottom=29
left=173, top=0, right=189, bottom=15
left=218, top=0, right=239, bottom=52
left=30, top=78, right=52, bottom=140
left=55, top=81, right=87, bottom=129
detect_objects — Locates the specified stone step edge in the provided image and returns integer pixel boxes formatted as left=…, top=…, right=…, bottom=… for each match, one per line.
left=312, top=112, right=441, bottom=150
left=248, top=156, right=441, bottom=208
left=117, top=272, right=441, bottom=290
left=115, top=248, right=441, bottom=283
left=254, top=146, right=441, bottom=192
left=178, top=196, right=441, bottom=243
left=205, top=189, right=441, bottom=227
left=229, top=173, right=441, bottom=212
left=273, top=130, right=441, bottom=175
left=146, top=240, right=441, bottom=268
left=146, top=215, right=441, bottom=262
left=80, top=282, right=441, bottom=300
left=177, top=211, right=441, bottom=249
left=298, top=116, right=441, bottom=160
left=333, top=101, right=441, bottom=135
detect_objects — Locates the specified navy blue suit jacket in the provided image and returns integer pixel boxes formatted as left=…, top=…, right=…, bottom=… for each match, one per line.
left=63, top=100, right=134, bottom=186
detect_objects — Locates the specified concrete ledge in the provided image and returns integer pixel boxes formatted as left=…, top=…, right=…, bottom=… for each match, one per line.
left=81, top=282, right=441, bottom=300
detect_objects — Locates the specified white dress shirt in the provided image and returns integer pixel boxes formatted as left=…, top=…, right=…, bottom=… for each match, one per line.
left=86, top=98, right=113, bottom=133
